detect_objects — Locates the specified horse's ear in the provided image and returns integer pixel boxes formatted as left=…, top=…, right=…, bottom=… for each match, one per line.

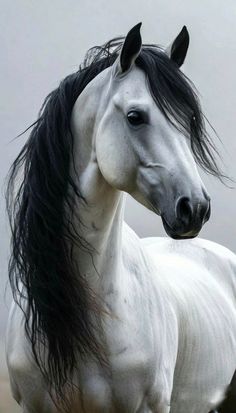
left=119, top=22, right=142, bottom=72
left=166, top=26, right=189, bottom=67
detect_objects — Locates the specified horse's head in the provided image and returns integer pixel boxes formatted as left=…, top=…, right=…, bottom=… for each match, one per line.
left=94, top=24, right=214, bottom=239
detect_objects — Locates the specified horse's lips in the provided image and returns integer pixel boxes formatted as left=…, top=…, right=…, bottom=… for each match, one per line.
left=161, top=215, right=200, bottom=240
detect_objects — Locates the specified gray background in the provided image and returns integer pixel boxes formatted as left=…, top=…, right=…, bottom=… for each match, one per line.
left=1, top=0, right=236, bottom=382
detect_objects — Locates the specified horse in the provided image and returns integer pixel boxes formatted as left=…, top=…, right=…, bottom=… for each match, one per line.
left=5, top=23, right=236, bottom=413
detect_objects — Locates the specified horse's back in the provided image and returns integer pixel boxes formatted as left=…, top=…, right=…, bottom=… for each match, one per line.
left=142, top=236, right=236, bottom=300
left=142, top=236, right=236, bottom=412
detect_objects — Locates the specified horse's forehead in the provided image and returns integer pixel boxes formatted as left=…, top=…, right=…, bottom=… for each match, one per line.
left=111, top=66, right=152, bottom=102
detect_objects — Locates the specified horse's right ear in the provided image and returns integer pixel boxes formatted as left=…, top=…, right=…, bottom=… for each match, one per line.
left=117, top=23, right=142, bottom=74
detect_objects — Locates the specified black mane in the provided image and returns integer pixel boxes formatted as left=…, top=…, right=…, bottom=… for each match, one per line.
left=6, top=36, right=222, bottom=410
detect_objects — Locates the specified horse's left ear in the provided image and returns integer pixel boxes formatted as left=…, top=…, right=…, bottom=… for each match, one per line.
left=166, top=26, right=190, bottom=67
left=119, top=22, right=142, bottom=72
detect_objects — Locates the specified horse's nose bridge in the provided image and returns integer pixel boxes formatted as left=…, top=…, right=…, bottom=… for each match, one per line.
left=168, top=163, right=204, bottom=200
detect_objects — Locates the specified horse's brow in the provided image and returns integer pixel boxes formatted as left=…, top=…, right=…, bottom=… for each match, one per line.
left=113, top=97, right=151, bottom=113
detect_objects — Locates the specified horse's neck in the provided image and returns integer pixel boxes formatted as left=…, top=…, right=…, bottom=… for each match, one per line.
left=77, top=162, right=125, bottom=294
left=71, top=79, right=125, bottom=294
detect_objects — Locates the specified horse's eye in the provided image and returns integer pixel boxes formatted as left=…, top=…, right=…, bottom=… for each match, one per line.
left=127, top=111, right=145, bottom=126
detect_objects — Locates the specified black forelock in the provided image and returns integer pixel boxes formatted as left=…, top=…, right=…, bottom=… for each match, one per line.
left=136, top=46, right=221, bottom=177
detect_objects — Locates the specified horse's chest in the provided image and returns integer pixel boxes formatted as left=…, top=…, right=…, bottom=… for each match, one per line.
left=71, top=286, right=176, bottom=413
left=74, top=350, right=154, bottom=413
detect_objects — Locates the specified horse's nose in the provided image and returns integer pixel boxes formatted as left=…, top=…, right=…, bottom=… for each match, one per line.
left=176, top=195, right=211, bottom=230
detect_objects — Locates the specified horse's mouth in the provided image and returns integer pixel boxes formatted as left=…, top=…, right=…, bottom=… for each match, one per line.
left=161, top=216, right=200, bottom=240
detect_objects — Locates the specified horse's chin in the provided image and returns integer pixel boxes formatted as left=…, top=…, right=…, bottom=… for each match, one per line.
left=161, top=216, right=200, bottom=240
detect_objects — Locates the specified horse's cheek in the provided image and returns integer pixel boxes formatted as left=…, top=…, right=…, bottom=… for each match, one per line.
left=96, top=130, right=137, bottom=191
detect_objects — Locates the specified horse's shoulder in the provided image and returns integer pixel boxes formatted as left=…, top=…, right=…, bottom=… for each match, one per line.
left=6, top=301, right=31, bottom=375
left=6, top=301, right=53, bottom=410
left=6, top=301, right=31, bottom=404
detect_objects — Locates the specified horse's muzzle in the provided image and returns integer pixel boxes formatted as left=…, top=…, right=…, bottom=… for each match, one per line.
left=161, top=196, right=211, bottom=240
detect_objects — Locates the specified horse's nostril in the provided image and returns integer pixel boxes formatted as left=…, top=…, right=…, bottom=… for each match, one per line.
left=176, top=196, right=211, bottom=229
left=176, top=196, right=193, bottom=225
left=202, top=200, right=211, bottom=224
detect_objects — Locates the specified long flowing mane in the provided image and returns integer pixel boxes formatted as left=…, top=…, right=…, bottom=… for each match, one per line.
left=6, top=36, right=222, bottom=409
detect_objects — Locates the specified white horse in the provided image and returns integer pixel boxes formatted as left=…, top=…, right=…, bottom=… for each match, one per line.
left=6, top=23, right=236, bottom=413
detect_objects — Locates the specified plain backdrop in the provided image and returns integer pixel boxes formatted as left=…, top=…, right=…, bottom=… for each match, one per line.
left=1, top=0, right=236, bottom=379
